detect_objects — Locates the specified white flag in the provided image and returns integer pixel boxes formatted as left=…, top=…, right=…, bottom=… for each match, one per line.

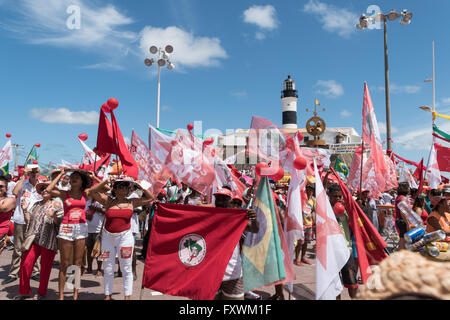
left=428, top=143, right=441, bottom=189
left=398, top=163, right=418, bottom=189
left=284, top=152, right=306, bottom=292
left=314, top=158, right=350, bottom=300
left=0, top=140, right=13, bottom=168
left=78, top=139, right=99, bottom=164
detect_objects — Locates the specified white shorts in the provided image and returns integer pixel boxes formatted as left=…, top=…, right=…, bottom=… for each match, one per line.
left=57, top=223, right=88, bottom=241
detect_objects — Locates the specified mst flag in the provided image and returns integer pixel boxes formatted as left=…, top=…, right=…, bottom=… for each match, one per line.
left=242, top=176, right=286, bottom=292
left=434, top=143, right=450, bottom=172
left=427, top=143, right=442, bottom=189
left=142, top=203, right=248, bottom=300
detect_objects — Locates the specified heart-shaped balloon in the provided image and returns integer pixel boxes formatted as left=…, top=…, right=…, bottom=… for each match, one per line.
left=293, top=156, right=307, bottom=170
left=333, top=202, right=346, bottom=215
left=187, top=123, right=194, bottom=132
left=78, top=133, right=88, bottom=141
left=35, top=143, right=41, bottom=148
left=269, top=167, right=285, bottom=181
left=5, top=133, right=11, bottom=138
left=255, top=162, right=269, bottom=177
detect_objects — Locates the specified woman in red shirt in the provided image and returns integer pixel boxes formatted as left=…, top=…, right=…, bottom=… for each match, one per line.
left=90, top=176, right=153, bottom=300
left=0, top=176, right=15, bottom=253
left=46, top=168, right=95, bottom=300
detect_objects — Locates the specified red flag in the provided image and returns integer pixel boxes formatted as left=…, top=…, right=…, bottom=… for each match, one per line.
left=142, top=203, right=248, bottom=300
left=330, top=168, right=388, bottom=284
left=434, top=143, right=450, bottom=172
left=95, top=108, right=138, bottom=178
left=79, top=153, right=111, bottom=177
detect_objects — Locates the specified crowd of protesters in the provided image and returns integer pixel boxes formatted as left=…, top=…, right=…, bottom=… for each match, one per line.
left=0, top=161, right=449, bottom=301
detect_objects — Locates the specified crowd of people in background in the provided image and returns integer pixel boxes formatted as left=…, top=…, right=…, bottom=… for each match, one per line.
left=0, top=162, right=449, bottom=300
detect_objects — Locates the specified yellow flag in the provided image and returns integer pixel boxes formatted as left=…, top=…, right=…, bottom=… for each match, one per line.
left=315, top=99, right=320, bottom=106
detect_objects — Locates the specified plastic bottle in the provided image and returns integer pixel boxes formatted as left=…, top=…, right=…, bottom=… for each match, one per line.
left=397, top=201, right=424, bottom=228
left=422, top=230, right=446, bottom=243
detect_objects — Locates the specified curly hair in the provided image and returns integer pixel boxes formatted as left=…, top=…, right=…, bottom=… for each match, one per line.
left=356, top=250, right=450, bottom=300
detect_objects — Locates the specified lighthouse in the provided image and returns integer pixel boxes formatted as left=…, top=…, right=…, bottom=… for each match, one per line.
left=281, top=75, right=299, bottom=129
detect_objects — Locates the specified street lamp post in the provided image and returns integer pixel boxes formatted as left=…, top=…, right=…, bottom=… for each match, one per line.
left=357, top=9, right=413, bottom=156
left=144, top=45, right=175, bottom=129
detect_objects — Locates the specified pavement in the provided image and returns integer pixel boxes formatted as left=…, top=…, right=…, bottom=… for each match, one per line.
left=0, top=237, right=350, bottom=301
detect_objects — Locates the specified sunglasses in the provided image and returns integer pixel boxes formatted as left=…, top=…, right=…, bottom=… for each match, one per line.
left=114, top=182, right=130, bottom=189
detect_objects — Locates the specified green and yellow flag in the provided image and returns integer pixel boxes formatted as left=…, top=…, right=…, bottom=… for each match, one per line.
left=241, top=176, right=286, bottom=292
left=334, top=157, right=349, bottom=177
left=24, top=145, right=39, bottom=167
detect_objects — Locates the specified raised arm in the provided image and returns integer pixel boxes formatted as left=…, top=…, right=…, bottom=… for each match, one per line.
left=45, top=169, right=66, bottom=200
left=131, top=184, right=155, bottom=209
left=88, top=177, right=112, bottom=207
left=12, top=169, right=28, bottom=197
left=0, top=197, right=16, bottom=213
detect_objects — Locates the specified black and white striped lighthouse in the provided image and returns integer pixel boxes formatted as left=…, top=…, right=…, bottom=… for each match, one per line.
left=281, top=75, right=299, bottom=129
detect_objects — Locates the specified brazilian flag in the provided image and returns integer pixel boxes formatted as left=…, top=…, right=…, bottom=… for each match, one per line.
left=334, top=157, right=349, bottom=177
left=24, top=146, right=39, bottom=167
left=0, top=163, right=8, bottom=175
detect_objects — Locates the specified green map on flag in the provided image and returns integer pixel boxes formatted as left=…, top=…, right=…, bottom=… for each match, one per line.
left=334, top=157, right=349, bottom=177
left=241, top=176, right=286, bottom=292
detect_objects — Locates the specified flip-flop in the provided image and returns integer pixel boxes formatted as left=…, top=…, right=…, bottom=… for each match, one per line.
left=301, top=260, right=314, bottom=265
left=294, top=261, right=304, bottom=266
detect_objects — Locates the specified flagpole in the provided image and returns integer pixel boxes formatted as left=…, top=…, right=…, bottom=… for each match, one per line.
left=359, top=140, right=364, bottom=193
left=424, top=41, right=436, bottom=182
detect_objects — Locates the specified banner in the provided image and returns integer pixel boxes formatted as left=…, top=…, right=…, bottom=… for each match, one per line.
left=142, top=203, right=248, bottom=300
left=0, top=140, right=12, bottom=173
left=131, top=130, right=171, bottom=196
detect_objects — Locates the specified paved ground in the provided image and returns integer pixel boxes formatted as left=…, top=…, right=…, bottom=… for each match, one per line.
left=0, top=237, right=350, bottom=300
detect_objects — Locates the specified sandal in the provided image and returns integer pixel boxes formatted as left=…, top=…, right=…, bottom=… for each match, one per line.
left=269, top=294, right=285, bottom=300
left=294, top=260, right=304, bottom=266
left=33, top=294, right=45, bottom=300
left=13, top=295, right=31, bottom=300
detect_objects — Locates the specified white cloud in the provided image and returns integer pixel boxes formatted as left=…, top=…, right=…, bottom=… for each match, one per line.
left=340, top=110, right=352, bottom=118
left=139, top=26, right=227, bottom=68
left=394, top=122, right=450, bottom=151
left=230, top=90, right=248, bottom=98
left=243, top=5, right=278, bottom=30
left=375, top=84, right=421, bottom=94
left=80, top=63, right=125, bottom=71
left=303, top=0, right=359, bottom=38
left=161, top=105, right=173, bottom=111
left=378, top=121, right=399, bottom=136
left=441, top=98, right=450, bottom=106
left=315, top=80, right=344, bottom=98
left=29, top=108, right=98, bottom=125
left=5, top=0, right=136, bottom=53
left=255, top=32, right=266, bottom=40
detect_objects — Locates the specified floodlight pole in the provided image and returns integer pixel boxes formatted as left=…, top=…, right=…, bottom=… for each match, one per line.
left=383, top=17, right=392, bottom=156
left=157, top=61, right=161, bottom=129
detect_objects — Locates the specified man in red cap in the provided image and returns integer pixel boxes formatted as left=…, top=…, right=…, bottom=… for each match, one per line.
left=214, top=187, right=258, bottom=300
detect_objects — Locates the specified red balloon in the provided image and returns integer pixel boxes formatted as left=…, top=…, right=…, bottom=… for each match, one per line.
left=297, top=132, right=304, bottom=142
left=32, top=160, right=38, bottom=165
left=35, top=143, right=40, bottom=148
left=334, top=202, right=346, bottom=215
left=255, top=162, right=269, bottom=177
left=269, top=167, right=285, bottom=181
left=78, top=133, right=88, bottom=141
left=101, top=103, right=111, bottom=113
left=5, top=133, right=11, bottom=138
left=203, top=137, right=214, bottom=146
left=107, top=98, right=119, bottom=111
left=293, top=156, right=307, bottom=170
left=187, top=123, right=194, bottom=132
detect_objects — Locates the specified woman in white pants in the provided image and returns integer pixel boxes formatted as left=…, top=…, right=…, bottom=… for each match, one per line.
left=90, top=177, right=153, bottom=300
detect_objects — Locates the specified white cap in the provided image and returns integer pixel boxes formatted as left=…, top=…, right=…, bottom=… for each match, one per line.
left=26, top=164, right=40, bottom=169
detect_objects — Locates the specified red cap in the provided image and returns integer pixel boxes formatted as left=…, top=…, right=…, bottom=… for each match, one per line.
left=159, top=189, right=166, bottom=195
left=214, top=188, right=233, bottom=198
left=232, top=195, right=243, bottom=203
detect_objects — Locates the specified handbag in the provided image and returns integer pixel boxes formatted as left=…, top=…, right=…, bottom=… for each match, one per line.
left=22, top=234, right=36, bottom=252
left=91, top=217, right=105, bottom=259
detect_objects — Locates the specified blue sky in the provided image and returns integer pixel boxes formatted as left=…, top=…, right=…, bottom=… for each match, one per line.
left=1, top=0, right=449, bottom=175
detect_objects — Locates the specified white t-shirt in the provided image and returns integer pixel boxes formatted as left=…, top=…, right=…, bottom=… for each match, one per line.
left=86, top=200, right=104, bottom=234
left=12, top=179, right=42, bottom=225
left=128, top=191, right=141, bottom=234
left=222, top=243, right=242, bottom=281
